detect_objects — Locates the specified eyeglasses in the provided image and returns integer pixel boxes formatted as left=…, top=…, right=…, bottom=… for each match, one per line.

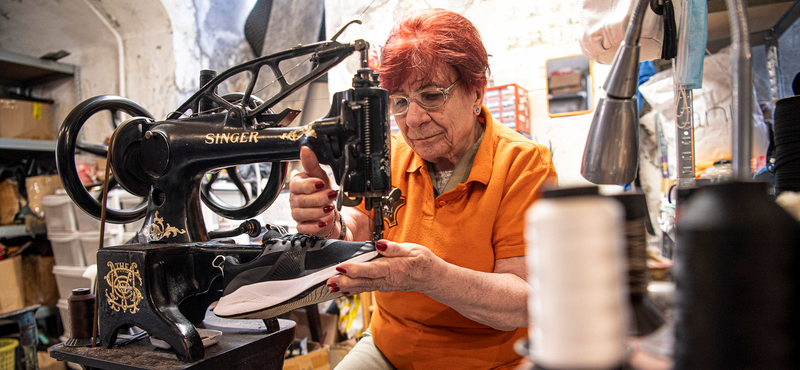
left=389, top=78, right=460, bottom=116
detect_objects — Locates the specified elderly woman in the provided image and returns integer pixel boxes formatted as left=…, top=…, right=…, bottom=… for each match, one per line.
left=290, top=9, right=557, bottom=370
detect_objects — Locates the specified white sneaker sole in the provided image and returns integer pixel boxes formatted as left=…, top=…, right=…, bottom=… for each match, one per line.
left=214, top=251, right=378, bottom=319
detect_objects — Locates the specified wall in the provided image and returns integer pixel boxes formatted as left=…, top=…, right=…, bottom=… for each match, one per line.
left=0, top=0, right=176, bottom=145
left=324, top=0, right=608, bottom=186
left=0, top=0, right=257, bottom=145
left=161, top=0, right=258, bottom=105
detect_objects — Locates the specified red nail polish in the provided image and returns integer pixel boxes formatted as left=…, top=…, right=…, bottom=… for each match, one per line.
left=323, top=205, right=334, bottom=213
left=328, top=191, right=338, bottom=199
left=315, top=181, right=325, bottom=189
left=342, top=292, right=351, bottom=296
left=318, top=221, right=327, bottom=228
left=336, top=267, right=347, bottom=274
left=327, top=282, right=338, bottom=288
left=376, top=241, right=387, bottom=251
left=330, top=287, right=340, bottom=293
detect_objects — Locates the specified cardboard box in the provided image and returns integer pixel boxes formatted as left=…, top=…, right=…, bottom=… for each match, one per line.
left=0, top=256, right=26, bottom=314
left=328, top=339, right=356, bottom=369
left=38, top=351, right=67, bottom=370
left=286, top=309, right=340, bottom=346
left=0, top=179, right=21, bottom=226
left=284, top=342, right=330, bottom=370
left=0, top=98, right=56, bottom=140
left=23, top=255, right=59, bottom=307
left=26, top=175, right=64, bottom=218
left=548, top=72, right=583, bottom=89
left=550, top=85, right=584, bottom=96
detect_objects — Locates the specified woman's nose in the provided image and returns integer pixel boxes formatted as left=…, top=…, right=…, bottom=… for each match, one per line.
left=404, top=101, right=428, bottom=129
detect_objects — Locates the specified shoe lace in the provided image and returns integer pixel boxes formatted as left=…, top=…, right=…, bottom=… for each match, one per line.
left=264, top=233, right=320, bottom=248
left=212, top=255, right=225, bottom=277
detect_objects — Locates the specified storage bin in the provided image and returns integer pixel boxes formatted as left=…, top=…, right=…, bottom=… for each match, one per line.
left=118, top=193, right=145, bottom=232
left=73, top=203, right=100, bottom=231
left=52, top=265, right=92, bottom=300
left=0, top=338, right=17, bottom=370
left=483, top=83, right=530, bottom=134
left=121, top=231, right=138, bottom=244
left=78, top=231, right=117, bottom=266
left=73, top=190, right=125, bottom=233
left=49, top=232, right=85, bottom=266
left=42, top=194, right=77, bottom=232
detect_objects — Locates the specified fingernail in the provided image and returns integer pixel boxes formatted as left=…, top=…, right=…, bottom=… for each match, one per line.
left=376, top=241, right=387, bottom=251
left=328, top=191, right=338, bottom=199
left=327, top=282, right=338, bottom=288
left=318, top=221, right=327, bottom=228
left=342, top=292, right=351, bottom=296
left=330, top=287, right=340, bottom=293
left=336, top=267, right=347, bottom=274
left=323, top=205, right=334, bottom=213
left=315, top=181, right=325, bottom=189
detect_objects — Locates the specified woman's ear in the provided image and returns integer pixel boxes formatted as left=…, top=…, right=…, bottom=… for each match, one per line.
left=473, top=87, right=486, bottom=113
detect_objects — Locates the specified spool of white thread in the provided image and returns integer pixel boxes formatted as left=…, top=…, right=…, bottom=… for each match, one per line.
left=525, top=193, right=629, bottom=369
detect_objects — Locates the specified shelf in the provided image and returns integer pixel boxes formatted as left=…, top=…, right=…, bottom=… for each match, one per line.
left=0, top=50, right=76, bottom=88
left=548, top=91, right=588, bottom=100
left=0, top=223, right=46, bottom=238
left=707, top=0, right=800, bottom=52
left=0, top=137, right=57, bottom=152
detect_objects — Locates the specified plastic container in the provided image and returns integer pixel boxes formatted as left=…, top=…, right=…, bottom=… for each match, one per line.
left=42, top=194, right=77, bottom=233
left=57, top=298, right=70, bottom=338
left=52, top=265, right=93, bottom=300
left=121, top=231, right=138, bottom=244
left=73, top=203, right=100, bottom=231
left=74, top=190, right=125, bottom=233
left=0, top=338, right=18, bottom=370
left=78, top=231, right=117, bottom=266
left=712, top=160, right=733, bottom=182
left=119, top=193, right=145, bottom=232
left=49, top=232, right=85, bottom=266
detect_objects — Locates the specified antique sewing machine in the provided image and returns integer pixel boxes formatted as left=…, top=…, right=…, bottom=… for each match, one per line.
left=51, top=27, right=394, bottom=364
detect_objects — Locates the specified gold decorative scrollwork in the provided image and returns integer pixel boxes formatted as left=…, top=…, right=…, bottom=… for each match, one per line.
left=104, top=261, right=143, bottom=314
left=280, top=125, right=316, bottom=141
left=144, top=211, right=187, bottom=241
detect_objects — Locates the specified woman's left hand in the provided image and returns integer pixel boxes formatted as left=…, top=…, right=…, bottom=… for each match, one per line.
left=326, top=240, right=442, bottom=295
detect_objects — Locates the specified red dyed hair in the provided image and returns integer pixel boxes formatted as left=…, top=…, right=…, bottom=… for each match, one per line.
left=379, top=9, right=489, bottom=95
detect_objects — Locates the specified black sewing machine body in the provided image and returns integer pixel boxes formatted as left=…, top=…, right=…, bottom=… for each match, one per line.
left=55, top=35, right=393, bottom=363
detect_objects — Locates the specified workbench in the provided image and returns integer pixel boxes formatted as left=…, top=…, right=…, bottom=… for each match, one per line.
left=49, top=317, right=295, bottom=370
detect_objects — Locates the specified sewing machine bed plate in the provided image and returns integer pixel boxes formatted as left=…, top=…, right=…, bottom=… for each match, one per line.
left=48, top=319, right=295, bottom=370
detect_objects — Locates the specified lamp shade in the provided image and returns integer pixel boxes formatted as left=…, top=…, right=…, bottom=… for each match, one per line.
left=580, top=96, right=639, bottom=185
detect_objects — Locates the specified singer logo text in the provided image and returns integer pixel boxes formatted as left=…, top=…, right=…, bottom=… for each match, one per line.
left=205, top=132, right=260, bottom=144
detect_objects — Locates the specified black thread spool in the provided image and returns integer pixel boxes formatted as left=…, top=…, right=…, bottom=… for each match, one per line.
left=773, top=95, right=800, bottom=196
left=674, top=181, right=800, bottom=369
left=66, top=288, right=95, bottom=347
left=612, top=193, right=664, bottom=337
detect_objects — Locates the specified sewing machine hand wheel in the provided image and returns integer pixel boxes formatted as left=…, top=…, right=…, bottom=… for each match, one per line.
left=198, top=93, right=288, bottom=220
left=56, top=95, right=152, bottom=223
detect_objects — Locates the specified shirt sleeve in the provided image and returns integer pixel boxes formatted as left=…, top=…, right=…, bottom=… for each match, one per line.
left=492, top=143, right=558, bottom=259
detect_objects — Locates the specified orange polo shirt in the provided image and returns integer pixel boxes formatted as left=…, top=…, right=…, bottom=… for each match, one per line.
left=361, top=107, right=558, bottom=369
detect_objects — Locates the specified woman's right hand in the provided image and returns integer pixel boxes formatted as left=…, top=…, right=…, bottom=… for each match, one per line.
left=289, top=147, right=339, bottom=236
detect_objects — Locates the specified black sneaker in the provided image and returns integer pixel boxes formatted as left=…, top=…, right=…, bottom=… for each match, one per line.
left=213, top=234, right=379, bottom=319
